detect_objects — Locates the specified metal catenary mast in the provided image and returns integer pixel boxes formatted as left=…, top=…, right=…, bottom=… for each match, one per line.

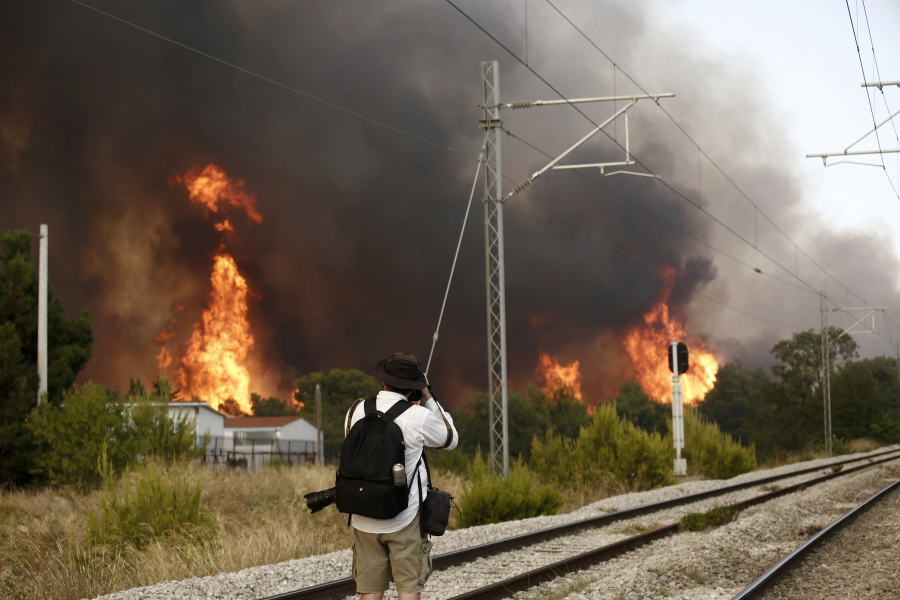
left=820, top=294, right=889, bottom=455
left=480, top=61, right=510, bottom=479
left=478, top=60, right=671, bottom=478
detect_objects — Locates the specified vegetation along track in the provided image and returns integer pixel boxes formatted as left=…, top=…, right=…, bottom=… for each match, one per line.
left=733, top=477, right=900, bottom=599
left=260, top=448, right=900, bottom=600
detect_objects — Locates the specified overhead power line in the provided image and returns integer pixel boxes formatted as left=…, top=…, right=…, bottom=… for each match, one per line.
left=65, top=0, right=472, bottom=161
left=443, top=0, right=887, bottom=314
left=842, top=0, right=900, bottom=199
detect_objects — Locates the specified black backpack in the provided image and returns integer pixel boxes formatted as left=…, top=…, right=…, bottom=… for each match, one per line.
left=335, top=397, right=413, bottom=520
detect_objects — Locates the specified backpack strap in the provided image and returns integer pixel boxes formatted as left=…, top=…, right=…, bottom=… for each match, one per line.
left=383, top=400, right=413, bottom=423
left=412, top=454, right=425, bottom=537
left=421, top=450, right=433, bottom=488
left=363, top=397, right=378, bottom=416
left=345, top=397, right=368, bottom=437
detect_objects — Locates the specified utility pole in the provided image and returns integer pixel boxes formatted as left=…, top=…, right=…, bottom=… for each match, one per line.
left=820, top=293, right=831, bottom=456
left=37, top=224, right=48, bottom=405
left=315, top=383, right=322, bottom=467
left=481, top=60, right=509, bottom=479
left=820, top=294, right=890, bottom=455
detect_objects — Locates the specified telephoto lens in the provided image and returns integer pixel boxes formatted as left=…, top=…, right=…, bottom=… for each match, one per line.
left=304, top=487, right=336, bottom=513
left=392, top=463, right=407, bottom=486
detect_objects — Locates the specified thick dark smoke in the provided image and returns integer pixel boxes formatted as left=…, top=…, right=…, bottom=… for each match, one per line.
left=2, top=0, right=898, bottom=408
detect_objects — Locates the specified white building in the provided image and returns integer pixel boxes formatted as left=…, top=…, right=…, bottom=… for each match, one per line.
left=223, top=416, right=319, bottom=469
left=166, top=401, right=226, bottom=453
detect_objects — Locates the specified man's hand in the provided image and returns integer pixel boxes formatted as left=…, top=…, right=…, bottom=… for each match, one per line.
left=421, top=373, right=433, bottom=402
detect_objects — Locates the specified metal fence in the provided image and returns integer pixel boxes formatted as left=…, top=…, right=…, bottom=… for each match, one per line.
left=199, top=437, right=318, bottom=471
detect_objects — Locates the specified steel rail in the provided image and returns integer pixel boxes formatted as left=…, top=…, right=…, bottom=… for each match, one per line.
left=730, top=476, right=900, bottom=600
left=258, top=448, right=900, bottom=600
left=442, top=452, right=900, bottom=600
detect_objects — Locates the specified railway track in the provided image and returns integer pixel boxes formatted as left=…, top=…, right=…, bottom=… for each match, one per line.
left=732, top=477, right=900, bottom=599
left=261, top=447, right=900, bottom=600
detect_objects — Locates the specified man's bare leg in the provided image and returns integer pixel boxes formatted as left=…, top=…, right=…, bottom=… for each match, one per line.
left=359, top=594, right=420, bottom=600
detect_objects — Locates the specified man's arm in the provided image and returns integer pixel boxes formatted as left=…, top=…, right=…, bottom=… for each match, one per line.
left=420, top=392, right=458, bottom=450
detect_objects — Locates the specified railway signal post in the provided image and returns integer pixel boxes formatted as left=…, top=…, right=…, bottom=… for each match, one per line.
left=669, top=339, right=688, bottom=476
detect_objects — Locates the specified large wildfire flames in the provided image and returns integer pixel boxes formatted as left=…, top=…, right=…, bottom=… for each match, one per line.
left=624, top=266, right=718, bottom=404
left=536, top=351, right=583, bottom=400
left=155, top=164, right=263, bottom=414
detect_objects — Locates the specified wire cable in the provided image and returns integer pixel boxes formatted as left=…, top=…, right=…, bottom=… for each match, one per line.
left=445, top=0, right=876, bottom=309
left=426, top=134, right=488, bottom=372
left=500, top=125, right=817, bottom=296
left=535, top=188, right=800, bottom=330
left=859, top=0, right=900, bottom=197
left=65, top=0, right=476, bottom=162
left=844, top=0, right=900, bottom=200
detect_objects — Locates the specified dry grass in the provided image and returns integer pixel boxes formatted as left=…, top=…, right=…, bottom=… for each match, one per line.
left=0, top=462, right=470, bottom=600
left=0, top=462, right=348, bottom=600
left=759, top=439, right=886, bottom=470
left=846, top=438, right=883, bottom=453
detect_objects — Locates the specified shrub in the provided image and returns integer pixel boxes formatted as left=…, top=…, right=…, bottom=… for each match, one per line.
left=457, top=451, right=563, bottom=527
left=831, top=435, right=852, bottom=456
left=27, top=382, right=139, bottom=488
left=680, top=409, right=757, bottom=479
left=129, top=381, right=207, bottom=461
left=424, top=447, right=470, bottom=476
left=678, top=504, right=738, bottom=531
left=86, top=449, right=215, bottom=550
left=531, top=402, right=673, bottom=490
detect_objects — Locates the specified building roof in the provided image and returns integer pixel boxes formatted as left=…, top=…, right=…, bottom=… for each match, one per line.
left=224, top=416, right=304, bottom=429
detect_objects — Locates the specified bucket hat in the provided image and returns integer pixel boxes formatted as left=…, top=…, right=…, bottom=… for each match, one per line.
left=373, top=352, right=428, bottom=390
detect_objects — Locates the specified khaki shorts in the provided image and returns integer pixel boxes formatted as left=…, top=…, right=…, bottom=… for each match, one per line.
left=352, top=512, right=433, bottom=594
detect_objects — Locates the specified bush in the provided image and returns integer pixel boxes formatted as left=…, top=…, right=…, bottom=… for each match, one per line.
left=27, top=383, right=139, bottom=488
left=531, top=402, right=673, bottom=490
left=86, top=449, right=216, bottom=550
left=681, top=409, right=757, bottom=479
left=424, top=447, right=470, bottom=476
left=129, top=378, right=207, bottom=461
left=457, top=451, right=563, bottom=527
left=678, top=504, right=738, bottom=531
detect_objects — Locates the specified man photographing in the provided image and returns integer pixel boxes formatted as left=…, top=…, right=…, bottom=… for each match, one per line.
left=343, top=352, right=458, bottom=600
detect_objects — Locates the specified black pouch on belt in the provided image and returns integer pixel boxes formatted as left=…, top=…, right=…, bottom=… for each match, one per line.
left=414, top=453, right=459, bottom=536
left=422, top=487, right=454, bottom=536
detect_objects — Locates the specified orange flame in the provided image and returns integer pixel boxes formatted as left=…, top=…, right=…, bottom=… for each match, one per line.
left=178, top=253, right=254, bottom=413
left=170, top=164, right=263, bottom=224
left=157, top=164, right=264, bottom=414
left=623, top=266, right=717, bottom=404
left=536, top=351, right=583, bottom=400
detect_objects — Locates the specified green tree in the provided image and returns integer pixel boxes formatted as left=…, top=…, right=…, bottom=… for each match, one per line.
left=771, top=327, right=857, bottom=397
left=293, top=369, right=380, bottom=460
left=27, top=382, right=138, bottom=489
left=830, top=356, right=900, bottom=443
left=608, top=379, right=669, bottom=436
left=0, top=230, right=93, bottom=484
left=697, top=363, right=770, bottom=445
left=453, top=387, right=543, bottom=460
left=530, top=384, right=591, bottom=440
left=250, top=393, right=300, bottom=417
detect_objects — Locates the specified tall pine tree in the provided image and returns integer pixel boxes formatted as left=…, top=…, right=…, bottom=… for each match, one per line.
left=0, top=230, right=93, bottom=484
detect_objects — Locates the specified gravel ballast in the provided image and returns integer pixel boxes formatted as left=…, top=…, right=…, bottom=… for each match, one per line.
left=88, top=447, right=900, bottom=600
left=760, top=484, right=900, bottom=599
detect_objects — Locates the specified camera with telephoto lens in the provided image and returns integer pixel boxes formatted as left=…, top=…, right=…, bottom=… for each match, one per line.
left=304, top=487, right=336, bottom=513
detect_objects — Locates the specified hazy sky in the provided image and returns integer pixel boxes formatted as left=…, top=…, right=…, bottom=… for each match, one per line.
left=655, top=0, right=900, bottom=361
left=2, top=0, right=899, bottom=407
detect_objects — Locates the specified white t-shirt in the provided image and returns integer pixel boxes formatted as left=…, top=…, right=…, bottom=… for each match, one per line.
left=345, top=390, right=458, bottom=534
